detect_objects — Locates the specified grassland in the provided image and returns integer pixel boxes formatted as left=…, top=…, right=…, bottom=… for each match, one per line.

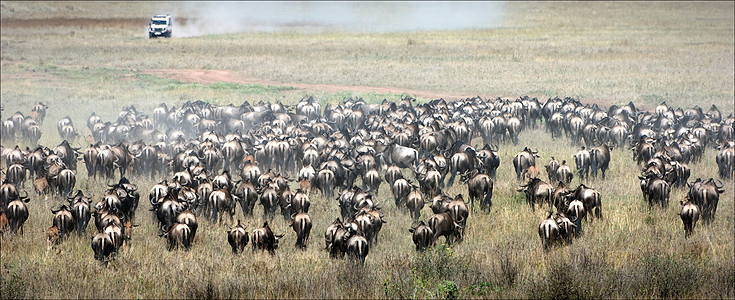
left=1, top=1, right=734, bottom=299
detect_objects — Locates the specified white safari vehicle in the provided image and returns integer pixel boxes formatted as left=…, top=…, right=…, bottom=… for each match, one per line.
left=148, top=14, right=173, bottom=38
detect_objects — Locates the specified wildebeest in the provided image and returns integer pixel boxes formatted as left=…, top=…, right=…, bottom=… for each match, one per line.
left=346, top=233, right=369, bottom=265
left=517, top=178, right=553, bottom=212
left=384, top=164, right=403, bottom=187
left=46, top=225, right=61, bottom=246
left=150, top=188, right=187, bottom=231
left=384, top=143, right=419, bottom=170
left=409, top=221, right=433, bottom=252
left=556, top=160, right=574, bottom=185
left=159, top=222, right=193, bottom=251
left=104, top=223, right=124, bottom=251
left=91, top=232, right=116, bottom=263
left=632, top=136, right=655, bottom=166
left=314, top=168, right=335, bottom=199
left=521, top=165, right=540, bottom=183
left=6, top=195, right=30, bottom=235
left=716, top=142, right=734, bottom=179
left=208, top=188, right=236, bottom=224
left=477, top=144, right=500, bottom=179
left=405, top=186, right=424, bottom=221
left=589, top=144, right=612, bottom=179
left=231, top=180, right=256, bottom=217
left=575, top=147, right=591, bottom=180
left=27, top=146, right=48, bottom=179
left=6, top=163, right=26, bottom=188
left=352, top=206, right=386, bottom=246
left=325, top=218, right=349, bottom=259
left=56, top=168, right=76, bottom=197
left=552, top=181, right=571, bottom=213
left=391, top=178, right=411, bottom=210
left=639, top=172, right=670, bottom=209
left=538, top=213, right=561, bottom=250
left=679, top=196, right=699, bottom=238
left=461, top=170, right=493, bottom=212
left=363, top=168, right=382, bottom=194
left=105, top=177, right=140, bottom=222
left=227, top=220, right=249, bottom=254
left=545, top=157, right=560, bottom=183
left=687, top=178, right=725, bottom=225
left=565, top=200, right=585, bottom=237
left=446, top=143, right=480, bottom=187
left=251, top=221, right=284, bottom=255
left=553, top=212, right=576, bottom=245
left=513, top=147, right=539, bottom=183
left=290, top=211, right=312, bottom=250
left=51, top=205, right=74, bottom=241
left=0, top=179, right=21, bottom=208
left=563, top=184, right=603, bottom=221
left=290, top=189, right=310, bottom=215
left=176, top=208, right=198, bottom=240
left=259, top=182, right=280, bottom=220
left=427, top=212, right=464, bottom=246
left=83, top=144, right=100, bottom=179
left=0, top=212, right=8, bottom=235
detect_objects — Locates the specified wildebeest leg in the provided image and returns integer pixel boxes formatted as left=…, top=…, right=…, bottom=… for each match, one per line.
left=447, top=171, right=456, bottom=187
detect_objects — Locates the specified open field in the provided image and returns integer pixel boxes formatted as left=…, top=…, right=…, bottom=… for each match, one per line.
left=1, top=2, right=734, bottom=299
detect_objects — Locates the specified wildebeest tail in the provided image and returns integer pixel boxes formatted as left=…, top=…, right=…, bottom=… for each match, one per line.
left=297, top=219, right=307, bottom=248
left=324, top=176, right=331, bottom=199
left=77, top=208, right=86, bottom=235
left=211, top=197, right=219, bottom=223
left=182, top=226, right=192, bottom=250
left=10, top=207, right=19, bottom=234
left=484, top=181, right=493, bottom=209
left=700, top=189, right=710, bottom=225
left=359, top=240, right=368, bottom=264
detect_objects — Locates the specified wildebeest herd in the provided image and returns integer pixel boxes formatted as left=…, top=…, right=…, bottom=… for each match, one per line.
left=0, top=95, right=732, bottom=264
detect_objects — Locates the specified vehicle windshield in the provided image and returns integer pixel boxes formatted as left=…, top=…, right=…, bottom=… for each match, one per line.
left=152, top=19, right=168, bottom=25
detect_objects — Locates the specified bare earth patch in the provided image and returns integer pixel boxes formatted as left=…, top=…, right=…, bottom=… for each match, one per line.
left=143, top=68, right=479, bottom=100
left=0, top=72, right=53, bottom=80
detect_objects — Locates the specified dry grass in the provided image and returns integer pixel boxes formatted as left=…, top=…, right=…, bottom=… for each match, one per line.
left=1, top=126, right=732, bottom=298
left=1, top=2, right=734, bottom=299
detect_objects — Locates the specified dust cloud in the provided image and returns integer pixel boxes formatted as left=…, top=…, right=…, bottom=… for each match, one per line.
left=153, top=2, right=506, bottom=37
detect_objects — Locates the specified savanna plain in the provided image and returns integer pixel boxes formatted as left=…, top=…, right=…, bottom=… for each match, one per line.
left=0, top=2, right=733, bottom=299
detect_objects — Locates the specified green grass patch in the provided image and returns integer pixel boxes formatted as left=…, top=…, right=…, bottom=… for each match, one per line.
left=164, top=82, right=296, bottom=94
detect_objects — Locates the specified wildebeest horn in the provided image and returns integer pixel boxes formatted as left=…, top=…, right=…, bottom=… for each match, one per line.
left=19, top=190, right=29, bottom=201
left=713, top=179, right=724, bottom=189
